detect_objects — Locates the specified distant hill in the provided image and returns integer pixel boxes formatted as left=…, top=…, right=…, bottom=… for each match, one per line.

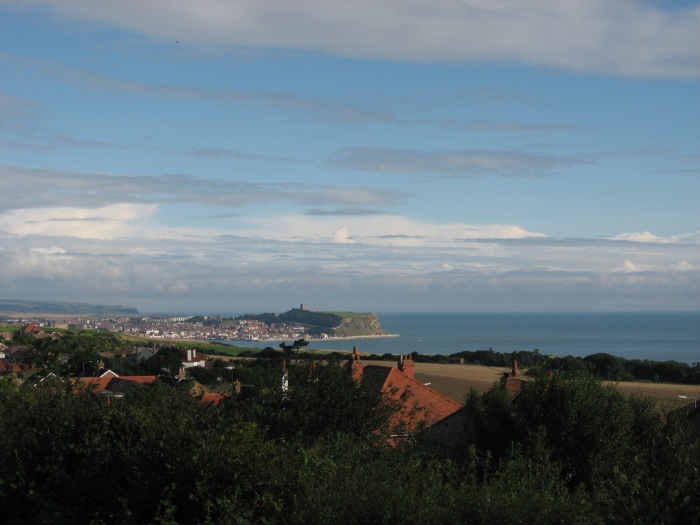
left=0, top=299, right=139, bottom=315
left=234, top=308, right=386, bottom=337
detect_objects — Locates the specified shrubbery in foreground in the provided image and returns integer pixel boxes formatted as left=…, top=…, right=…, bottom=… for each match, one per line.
left=0, top=367, right=697, bottom=524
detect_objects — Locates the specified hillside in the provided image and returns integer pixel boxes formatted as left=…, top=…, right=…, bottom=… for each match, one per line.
left=235, top=308, right=386, bottom=337
left=330, top=312, right=386, bottom=337
left=0, top=299, right=139, bottom=315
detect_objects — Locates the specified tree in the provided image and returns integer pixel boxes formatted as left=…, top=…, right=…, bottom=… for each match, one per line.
left=248, top=358, right=399, bottom=445
left=279, top=337, right=309, bottom=362
left=141, top=345, right=184, bottom=376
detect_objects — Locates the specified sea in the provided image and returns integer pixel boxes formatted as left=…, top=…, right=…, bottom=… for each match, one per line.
left=220, top=312, right=700, bottom=365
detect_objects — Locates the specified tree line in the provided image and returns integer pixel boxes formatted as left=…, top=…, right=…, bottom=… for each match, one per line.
left=251, top=345, right=700, bottom=385
left=6, top=327, right=699, bottom=386
left=0, top=357, right=698, bottom=524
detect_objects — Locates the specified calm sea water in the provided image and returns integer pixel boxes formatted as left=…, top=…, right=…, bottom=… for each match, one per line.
left=223, top=312, right=700, bottom=364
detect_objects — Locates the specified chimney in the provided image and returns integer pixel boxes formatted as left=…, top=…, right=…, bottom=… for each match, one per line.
left=281, top=359, right=289, bottom=396
left=511, top=359, right=518, bottom=377
left=351, top=346, right=363, bottom=382
left=398, top=354, right=414, bottom=379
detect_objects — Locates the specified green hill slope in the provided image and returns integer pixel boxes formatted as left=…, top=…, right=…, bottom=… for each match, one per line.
left=235, top=308, right=386, bottom=337
left=0, top=299, right=139, bottom=315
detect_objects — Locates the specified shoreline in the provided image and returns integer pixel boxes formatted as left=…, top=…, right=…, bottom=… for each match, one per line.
left=310, top=333, right=399, bottom=341
left=214, top=333, right=400, bottom=344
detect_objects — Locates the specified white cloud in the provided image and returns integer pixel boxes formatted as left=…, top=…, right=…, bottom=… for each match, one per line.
left=0, top=204, right=157, bottom=239
left=332, top=225, right=352, bottom=244
left=243, top=214, right=546, bottom=246
left=1, top=222, right=697, bottom=312
left=611, top=260, right=650, bottom=274
left=30, top=246, right=67, bottom=255
left=608, top=231, right=672, bottom=243
left=672, top=261, right=697, bottom=272
left=606, top=230, right=700, bottom=244
left=8, top=0, right=699, bottom=78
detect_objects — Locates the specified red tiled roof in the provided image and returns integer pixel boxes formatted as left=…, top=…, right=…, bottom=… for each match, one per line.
left=353, top=354, right=462, bottom=436
left=76, top=370, right=119, bottom=391
left=119, top=375, right=158, bottom=384
left=21, top=323, right=42, bottom=335
left=75, top=370, right=156, bottom=393
left=200, top=393, right=224, bottom=405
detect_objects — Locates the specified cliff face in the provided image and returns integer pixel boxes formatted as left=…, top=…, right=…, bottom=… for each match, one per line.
left=333, top=313, right=385, bottom=337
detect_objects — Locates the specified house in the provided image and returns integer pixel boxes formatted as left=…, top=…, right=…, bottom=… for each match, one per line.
left=160, top=369, right=225, bottom=405
left=34, top=372, right=67, bottom=390
left=350, top=348, right=462, bottom=437
left=20, top=323, right=42, bottom=336
left=126, top=347, right=157, bottom=364
left=34, top=331, right=62, bottom=341
left=182, top=348, right=206, bottom=368
left=75, top=369, right=157, bottom=398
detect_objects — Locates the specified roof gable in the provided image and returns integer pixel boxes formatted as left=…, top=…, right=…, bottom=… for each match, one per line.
left=380, top=368, right=462, bottom=434
left=354, top=357, right=462, bottom=436
left=75, top=370, right=156, bottom=393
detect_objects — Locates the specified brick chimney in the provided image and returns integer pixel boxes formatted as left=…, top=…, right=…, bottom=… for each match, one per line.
left=398, top=354, right=414, bottom=379
left=511, top=359, right=518, bottom=377
left=351, top=346, right=363, bottom=381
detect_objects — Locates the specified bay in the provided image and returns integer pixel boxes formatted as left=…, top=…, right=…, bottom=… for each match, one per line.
left=222, top=312, right=700, bottom=364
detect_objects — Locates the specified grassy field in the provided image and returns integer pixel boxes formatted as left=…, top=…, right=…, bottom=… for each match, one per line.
left=382, top=361, right=698, bottom=410
left=2, top=323, right=695, bottom=410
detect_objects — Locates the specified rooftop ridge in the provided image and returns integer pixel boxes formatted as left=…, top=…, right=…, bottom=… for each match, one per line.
left=396, top=368, right=462, bottom=409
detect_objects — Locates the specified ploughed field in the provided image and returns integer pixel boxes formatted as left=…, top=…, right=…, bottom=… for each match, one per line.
left=405, top=361, right=696, bottom=408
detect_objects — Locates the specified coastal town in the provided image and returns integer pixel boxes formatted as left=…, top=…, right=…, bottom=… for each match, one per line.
left=0, top=304, right=391, bottom=344
left=0, top=314, right=308, bottom=344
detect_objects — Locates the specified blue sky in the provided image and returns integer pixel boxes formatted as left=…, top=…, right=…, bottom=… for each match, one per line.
left=0, top=0, right=698, bottom=314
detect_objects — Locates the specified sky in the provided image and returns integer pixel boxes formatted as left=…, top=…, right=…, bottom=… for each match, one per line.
left=0, top=0, right=699, bottom=314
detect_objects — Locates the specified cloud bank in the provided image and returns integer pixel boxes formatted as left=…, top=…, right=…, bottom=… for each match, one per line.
left=1, top=160, right=697, bottom=312
left=6, top=0, right=700, bottom=78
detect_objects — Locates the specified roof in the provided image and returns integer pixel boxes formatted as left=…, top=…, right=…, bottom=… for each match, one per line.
left=356, top=360, right=462, bottom=436
left=200, top=393, right=225, bottom=405
left=75, top=370, right=156, bottom=393
left=21, top=323, right=42, bottom=335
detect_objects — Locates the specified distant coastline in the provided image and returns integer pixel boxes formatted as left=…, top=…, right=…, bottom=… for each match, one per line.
left=309, top=333, right=400, bottom=341
left=212, top=333, right=400, bottom=346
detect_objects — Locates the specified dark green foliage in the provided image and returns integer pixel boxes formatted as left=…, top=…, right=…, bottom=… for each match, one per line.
left=443, top=348, right=699, bottom=385
left=515, top=372, right=651, bottom=488
left=233, top=311, right=279, bottom=324
left=254, top=359, right=399, bottom=445
left=279, top=308, right=342, bottom=330
left=10, top=329, right=35, bottom=345
left=0, top=378, right=297, bottom=524
left=234, top=308, right=343, bottom=335
left=462, top=382, right=524, bottom=460
left=293, top=436, right=466, bottom=525
left=185, top=315, right=223, bottom=326
left=141, top=345, right=185, bottom=376
left=1, top=355, right=698, bottom=524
